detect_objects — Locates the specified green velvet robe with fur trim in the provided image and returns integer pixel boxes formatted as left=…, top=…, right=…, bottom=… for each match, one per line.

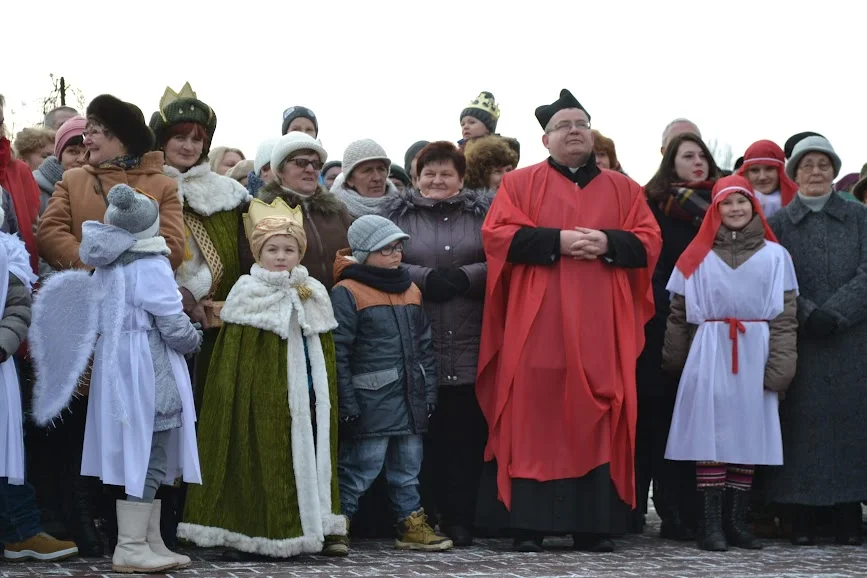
left=178, top=265, right=345, bottom=557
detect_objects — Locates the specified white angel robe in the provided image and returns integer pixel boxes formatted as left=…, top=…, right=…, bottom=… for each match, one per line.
left=0, top=233, right=35, bottom=485
left=82, top=256, right=202, bottom=497
left=664, top=242, right=798, bottom=465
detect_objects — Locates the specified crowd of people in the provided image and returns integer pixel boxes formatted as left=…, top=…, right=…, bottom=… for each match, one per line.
left=0, top=82, right=864, bottom=573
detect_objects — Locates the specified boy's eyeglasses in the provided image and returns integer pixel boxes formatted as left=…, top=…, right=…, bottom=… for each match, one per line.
left=378, top=242, right=405, bottom=256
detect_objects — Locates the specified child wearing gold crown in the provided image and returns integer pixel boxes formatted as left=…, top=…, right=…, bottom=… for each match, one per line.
left=178, top=197, right=346, bottom=559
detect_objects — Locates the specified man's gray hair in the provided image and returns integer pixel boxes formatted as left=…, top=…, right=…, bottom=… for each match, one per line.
left=661, top=118, right=701, bottom=146
left=44, top=105, right=79, bottom=129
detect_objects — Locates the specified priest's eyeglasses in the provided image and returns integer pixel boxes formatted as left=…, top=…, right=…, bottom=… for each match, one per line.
left=548, top=120, right=591, bottom=133
left=378, top=242, right=405, bottom=256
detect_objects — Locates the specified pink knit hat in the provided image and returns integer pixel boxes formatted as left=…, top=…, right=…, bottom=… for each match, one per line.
left=54, top=115, right=87, bottom=158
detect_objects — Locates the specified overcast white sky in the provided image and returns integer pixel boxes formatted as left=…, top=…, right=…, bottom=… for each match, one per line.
left=4, top=0, right=864, bottom=184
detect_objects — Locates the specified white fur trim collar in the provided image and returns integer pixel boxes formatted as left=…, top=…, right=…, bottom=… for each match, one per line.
left=164, top=163, right=251, bottom=216
left=219, top=264, right=337, bottom=339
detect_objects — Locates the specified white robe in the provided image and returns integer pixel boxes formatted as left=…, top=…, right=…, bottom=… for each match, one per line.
left=81, top=256, right=201, bottom=497
left=0, top=233, right=35, bottom=485
left=664, top=242, right=798, bottom=465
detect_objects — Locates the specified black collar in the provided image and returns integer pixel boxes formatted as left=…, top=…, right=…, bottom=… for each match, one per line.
left=547, top=154, right=601, bottom=188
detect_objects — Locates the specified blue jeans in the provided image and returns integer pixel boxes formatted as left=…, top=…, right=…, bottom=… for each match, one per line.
left=0, top=480, right=42, bottom=544
left=338, top=435, right=423, bottom=522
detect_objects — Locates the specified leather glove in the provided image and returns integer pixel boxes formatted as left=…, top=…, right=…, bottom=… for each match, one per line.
left=339, top=414, right=360, bottom=441
left=440, top=268, right=470, bottom=296
left=805, top=309, right=838, bottom=338
left=424, top=270, right=457, bottom=303
left=427, top=403, right=436, bottom=419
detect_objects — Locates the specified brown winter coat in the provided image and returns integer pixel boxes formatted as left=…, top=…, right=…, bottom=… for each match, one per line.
left=37, top=152, right=184, bottom=271
left=386, top=188, right=492, bottom=387
left=662, top=215, right=798, bottom=392
left=258, top=181, right=354, bottom=291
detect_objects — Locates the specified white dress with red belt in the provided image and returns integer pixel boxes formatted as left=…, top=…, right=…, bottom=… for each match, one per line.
left=664, top=242, right=798, bottom=465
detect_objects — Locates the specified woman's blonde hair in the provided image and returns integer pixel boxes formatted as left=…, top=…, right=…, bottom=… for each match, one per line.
left=13, top=126, right=55, bottom=158
left=208, top=146, right=245, bottom=173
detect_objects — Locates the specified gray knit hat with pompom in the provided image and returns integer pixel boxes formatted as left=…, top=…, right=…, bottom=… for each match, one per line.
left=104, top=184, right=160, bottom=240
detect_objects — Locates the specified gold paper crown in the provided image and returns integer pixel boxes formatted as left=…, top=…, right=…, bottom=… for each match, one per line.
left=243, top=197, right=304, bottom=242
left=466, top=92, right=500, bottom=119
left=159, top=81, right=197, bottom=115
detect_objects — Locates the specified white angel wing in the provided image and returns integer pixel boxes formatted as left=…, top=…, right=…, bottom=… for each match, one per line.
left=30, top=269, right=99, bottom=426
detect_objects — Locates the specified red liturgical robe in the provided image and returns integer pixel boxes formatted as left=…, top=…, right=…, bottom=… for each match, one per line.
left=477, top=161, right=661, bottom=510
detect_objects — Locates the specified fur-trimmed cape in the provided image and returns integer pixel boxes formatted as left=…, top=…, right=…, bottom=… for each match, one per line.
left=178, top=264, right=345, bottom=557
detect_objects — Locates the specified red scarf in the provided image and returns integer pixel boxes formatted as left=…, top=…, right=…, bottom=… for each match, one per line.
left=737, top=140, right=798, bottom=206
left=675, top=175, right=777, bottom=279
left=0, top=137, right=40, bottom=273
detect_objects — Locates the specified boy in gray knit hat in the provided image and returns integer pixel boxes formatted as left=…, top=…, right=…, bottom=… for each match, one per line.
left=330, top=215, right=451, bottom=553
left=29, top=184, right=203, bottom=573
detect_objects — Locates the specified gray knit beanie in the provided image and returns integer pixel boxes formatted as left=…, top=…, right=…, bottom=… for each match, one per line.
left=104, top=184, right=160, bottom=240
left=347, top=215, right=409, bottom=264
left=343, top=139, right=391, bottom=182
left=404, top=140, right=430, bottom=176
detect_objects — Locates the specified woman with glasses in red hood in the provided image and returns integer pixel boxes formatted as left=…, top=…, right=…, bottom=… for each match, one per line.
left=737, top=140, right=798, bottom=219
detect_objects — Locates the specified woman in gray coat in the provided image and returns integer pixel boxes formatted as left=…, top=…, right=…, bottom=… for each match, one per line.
left=767, top=136, right=867, bottom=546
left=386, top=141, right=492, bottom=547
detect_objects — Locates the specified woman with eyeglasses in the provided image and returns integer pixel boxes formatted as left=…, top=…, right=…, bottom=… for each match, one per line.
left=148, top=84, right=253, bottom=411
left=330, top=139, right=400, bottom=218
left=258, top=132, right=352, bottom=290
left=765, top=136, right=867, bottom=546
left=386, top=141, right=492, bottom=548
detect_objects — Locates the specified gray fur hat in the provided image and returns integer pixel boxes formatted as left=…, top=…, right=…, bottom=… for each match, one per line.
left=104, top=184, right=160, bottom=240
left=347, top=215, right=409, bottom=264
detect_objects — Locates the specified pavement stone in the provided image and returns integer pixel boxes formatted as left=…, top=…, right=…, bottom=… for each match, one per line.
left=2, top=513, right=864, bottom=577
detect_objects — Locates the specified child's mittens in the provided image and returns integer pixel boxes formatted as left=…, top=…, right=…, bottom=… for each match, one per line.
left=192, top=322, right=204, bottom=346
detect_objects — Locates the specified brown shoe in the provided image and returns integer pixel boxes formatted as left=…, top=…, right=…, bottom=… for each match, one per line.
left=395, top=509, right=453, bottom=551
left=4, top=532, right=79, bottom=562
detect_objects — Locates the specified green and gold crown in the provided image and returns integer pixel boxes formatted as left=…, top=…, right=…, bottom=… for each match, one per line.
left=149, top=82, right=217, bottom=155
left=243, top=196, right=304, bottom=242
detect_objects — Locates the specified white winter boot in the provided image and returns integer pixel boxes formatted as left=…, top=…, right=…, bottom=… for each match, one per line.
left=112, top=500, right=178, bottom=573
left=147, top=499, right=191, bottom=568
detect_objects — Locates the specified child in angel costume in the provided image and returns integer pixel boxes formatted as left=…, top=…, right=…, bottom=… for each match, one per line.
left=30, top=184, right=202, bottom=574
left=178, top=197, right=347, bottom=558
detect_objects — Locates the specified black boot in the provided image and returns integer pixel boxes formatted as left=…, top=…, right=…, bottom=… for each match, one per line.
left=512, top=530, right=544, bottom=552
left=723, top=488, right=762, bottom=549
left=790, top=504, right=816, bottom=546
left=67, top=475, right=104, bottom=557
left=572, top=533, right=615, bottom=552
left=697, top=488, right=728, bottom=551
left=660, top=508, right=697, bottom=541
left=834, top=503, right=863, bottom=546
left=442, top=524, right=473, bottom=548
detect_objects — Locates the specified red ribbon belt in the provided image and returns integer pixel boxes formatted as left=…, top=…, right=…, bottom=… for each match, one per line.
left=706, top=318, right=765, bottom=374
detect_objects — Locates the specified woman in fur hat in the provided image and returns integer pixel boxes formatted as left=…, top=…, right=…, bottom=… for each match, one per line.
left=149, top=82, right=253, bottom=410
left=257, top=132, right=353, bottom=290
left=179, top=197, right=345, bottom=559
left=385, top=141, right=492, bottom=547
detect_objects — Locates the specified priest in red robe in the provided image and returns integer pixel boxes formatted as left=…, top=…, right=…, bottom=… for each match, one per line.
left=475, top=89, right=662, bottom=552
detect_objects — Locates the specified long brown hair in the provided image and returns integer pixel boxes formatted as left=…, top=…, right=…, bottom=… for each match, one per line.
left=645, top=133, right=720, bottom=201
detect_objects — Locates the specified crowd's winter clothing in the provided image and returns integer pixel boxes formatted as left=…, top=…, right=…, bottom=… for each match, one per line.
left=258, top=181, right=353, bottom=290
left=460, top=92, right=500, bottom=134
left=33, top=156, right=64, bottom=215
left=271, top=132, right=328, bottom=171
left=282, top=106, right=318, bottom=136
left=766, top=192, right=867, bottom=507
left=463, top=137, right=519, bottom=191
left=54, top=116, right=86, bottom=159
left=254, top=137, right=280, bottom=176
left=331, top=172, right=400, bottom=218
left=404, top=141, right=430, bottom=175
left=331, top=250, right=436, bottom=436
left=0, top=138, right=40, bottom=273
left=179, top=264, right=345, bottom=557
left=38, top=151, right=185, bottom=271
left=476, top=155, right=660, bottom=540
left=390, top=166, right=411, bottom=189
left=783, top=131, right=823, bottom=160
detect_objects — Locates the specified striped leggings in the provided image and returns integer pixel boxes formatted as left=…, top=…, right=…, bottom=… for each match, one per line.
left=696, top=462, right=754, bottom=491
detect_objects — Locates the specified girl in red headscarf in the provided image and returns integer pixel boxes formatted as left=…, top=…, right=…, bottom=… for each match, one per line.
left=660, top=175, right=798, bottom=552
left=737, top=140, right=798, bottom=218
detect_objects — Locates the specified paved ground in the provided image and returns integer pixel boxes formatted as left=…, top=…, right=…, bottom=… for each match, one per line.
left=2, top=514, right=864, bottom=578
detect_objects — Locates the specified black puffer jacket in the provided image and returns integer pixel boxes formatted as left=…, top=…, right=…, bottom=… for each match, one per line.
left=331, top=250, right=437, bottom=438
left=386, top=188, right=492, bottom=387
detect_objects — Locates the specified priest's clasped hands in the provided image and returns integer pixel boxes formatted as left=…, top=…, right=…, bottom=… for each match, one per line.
left=560, top=227, right=609, bottom=260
